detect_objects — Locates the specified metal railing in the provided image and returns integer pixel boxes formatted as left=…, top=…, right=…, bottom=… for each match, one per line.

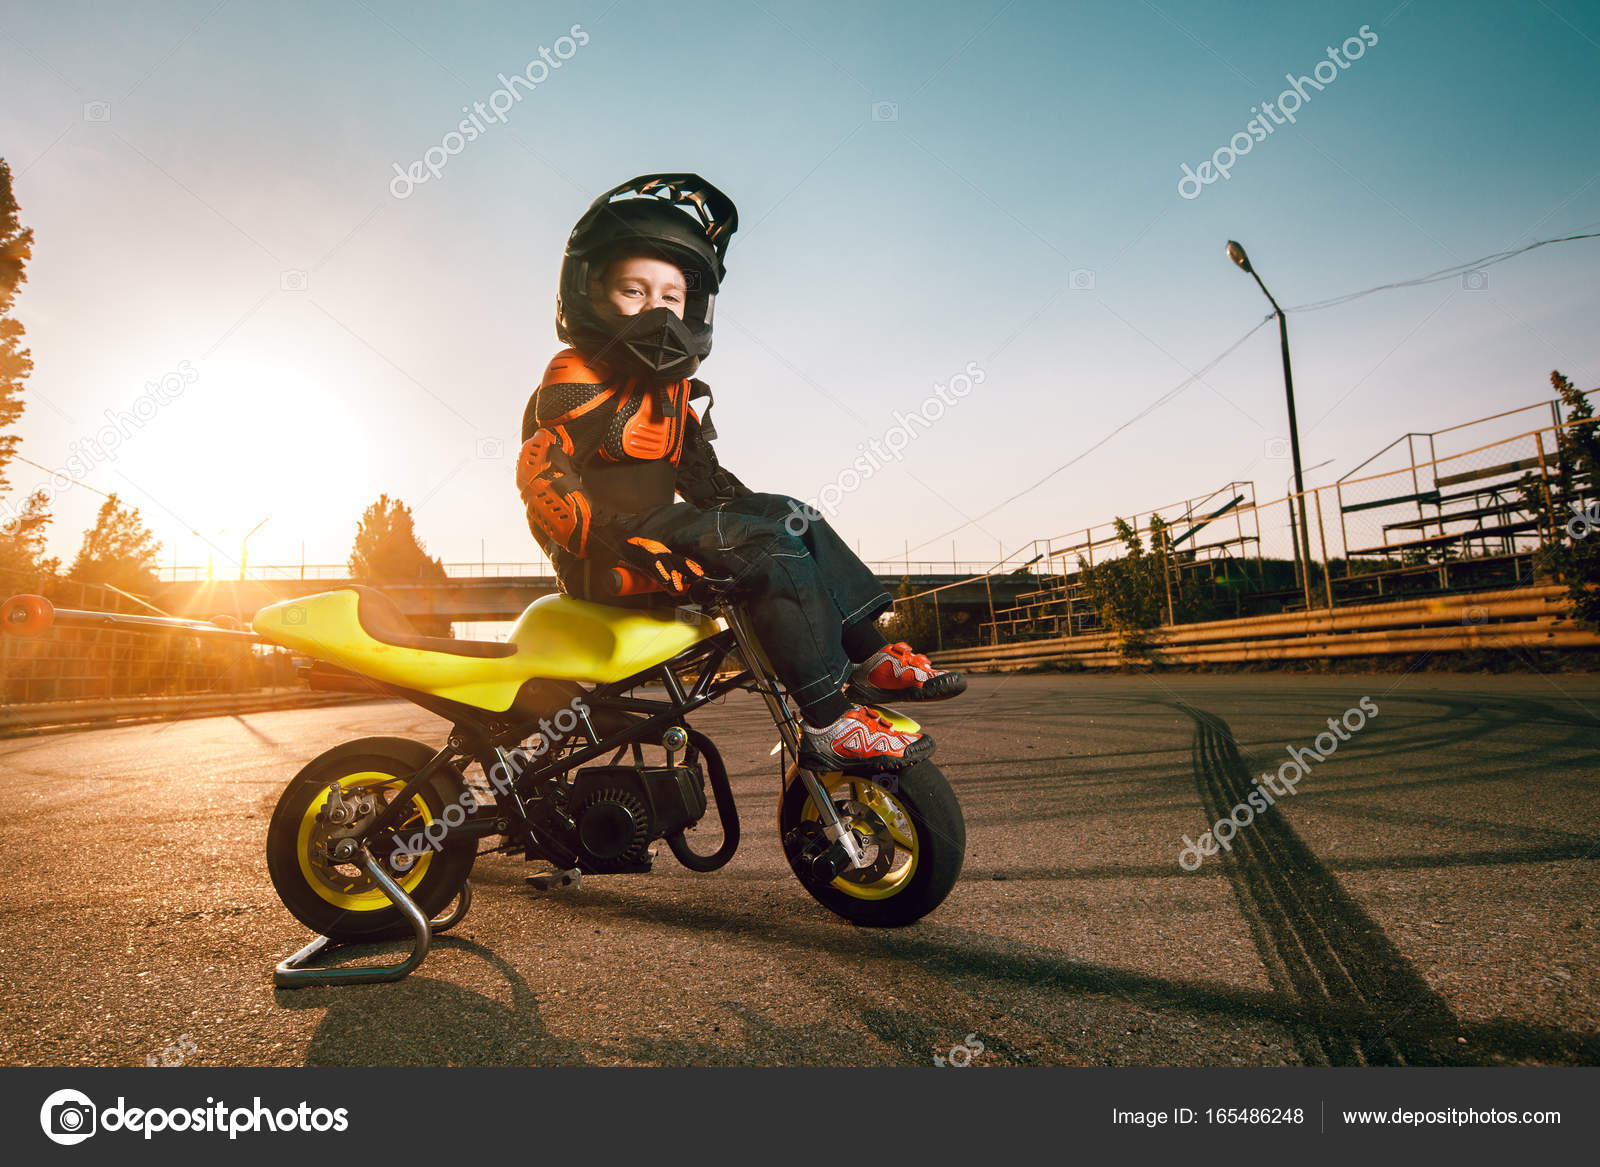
left=155, top=558, right=1003, bottom=583
left=1, top=569, right=299, bottom=705
left=894, top=410, right=1594, bottom=655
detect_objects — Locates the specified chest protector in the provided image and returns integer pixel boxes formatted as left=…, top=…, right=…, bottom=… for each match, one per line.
left=601, top=379, right=688, bottom=463
left=526, top=351, right=701, bottom=521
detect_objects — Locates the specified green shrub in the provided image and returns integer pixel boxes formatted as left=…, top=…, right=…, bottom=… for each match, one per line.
left=1079, top=516, right=1173, bottom=661
left=1521, top=371, right=1600, bottom=628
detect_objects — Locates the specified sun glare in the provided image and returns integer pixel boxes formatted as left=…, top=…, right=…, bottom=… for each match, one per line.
left=120, top=358, right=375, bottom=577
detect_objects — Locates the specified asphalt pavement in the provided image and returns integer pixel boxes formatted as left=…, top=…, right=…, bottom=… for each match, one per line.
left=1, top=672, right=1596, bottom=1066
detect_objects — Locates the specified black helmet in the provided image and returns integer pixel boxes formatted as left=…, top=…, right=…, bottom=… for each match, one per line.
left=556, top=173, right=738, bottom=382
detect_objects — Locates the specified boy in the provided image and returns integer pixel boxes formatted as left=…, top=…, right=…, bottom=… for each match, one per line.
left=516, top=174, right=965, bottom=771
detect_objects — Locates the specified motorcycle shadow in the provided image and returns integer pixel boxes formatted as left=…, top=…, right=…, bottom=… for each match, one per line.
left=272, top=936, right=591, bottom=1067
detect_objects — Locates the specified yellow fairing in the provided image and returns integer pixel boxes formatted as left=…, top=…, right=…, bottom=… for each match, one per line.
left=253, top=589, right=721, bottom=712
left=871, top=706, right=921, bottom=734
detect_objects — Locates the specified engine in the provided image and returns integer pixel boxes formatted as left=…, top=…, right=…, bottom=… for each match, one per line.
left=562, top=765, right=707, bottom=873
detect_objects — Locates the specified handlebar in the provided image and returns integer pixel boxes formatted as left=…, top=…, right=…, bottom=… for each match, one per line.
left=603, top=564, right=669, bottom=599
left=597, top=563, right=736, bottom=604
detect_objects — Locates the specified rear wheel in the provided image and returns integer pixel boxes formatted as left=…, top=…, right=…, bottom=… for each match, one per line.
left=266, top=737, right=475, bottom=941
left=779, top=759, right=964, bottom=927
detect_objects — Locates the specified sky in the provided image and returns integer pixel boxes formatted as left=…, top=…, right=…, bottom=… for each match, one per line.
left=1, top=0, right=1597, bottom=580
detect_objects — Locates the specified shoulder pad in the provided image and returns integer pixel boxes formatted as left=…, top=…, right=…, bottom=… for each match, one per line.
left=536, top=349, right=620, bottom=425
left=541, top=348, right=611, bottom=390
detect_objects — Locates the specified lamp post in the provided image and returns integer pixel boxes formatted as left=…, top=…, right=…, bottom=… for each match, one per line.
left=1228, top=240, right=1315, bottom=609
left=240, top=517, right=269, bottom=581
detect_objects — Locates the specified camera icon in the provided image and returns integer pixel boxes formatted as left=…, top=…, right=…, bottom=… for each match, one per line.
left=40, top=1089, right=97, bottom=1145
left=280, top=270, right=309, bottom=292
left=1461, top=270, right=1489, bottom=291
left=1069, top=268, right=1096, bottom=291
left=476, top=436, right=505, bottom=460
left=283, top=604, right=307, bottom=626
left=683, top=269, right=703, bottom=291
left=871, top=101, right=899, bottom=122
left=83, top=101, right=111, bottom=122
left=1264, top=436, right=1292, bottom=460
left=1464, top=606, right=1488, bottom=625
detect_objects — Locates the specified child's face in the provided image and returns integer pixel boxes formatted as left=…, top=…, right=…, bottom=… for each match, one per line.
left=589, top=254, right=687, bottom=320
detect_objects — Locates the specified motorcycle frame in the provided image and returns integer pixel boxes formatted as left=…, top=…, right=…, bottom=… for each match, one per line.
left=351, top=604, right=845, bottom=847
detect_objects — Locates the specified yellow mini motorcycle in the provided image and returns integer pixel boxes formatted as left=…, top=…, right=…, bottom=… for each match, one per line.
left=1, top=585, right=965, bottom=988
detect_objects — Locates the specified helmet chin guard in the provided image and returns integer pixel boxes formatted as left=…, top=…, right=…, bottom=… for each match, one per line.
left=611, top=307, right=700, bottom=380
left=556, top=174, right=739, bottom=382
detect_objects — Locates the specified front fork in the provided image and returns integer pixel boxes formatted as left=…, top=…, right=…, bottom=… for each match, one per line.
left=717, top=604, right=868, bottom=870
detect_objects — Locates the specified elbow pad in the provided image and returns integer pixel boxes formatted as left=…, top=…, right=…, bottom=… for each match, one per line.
left=517, top=429, right=597, bottom=556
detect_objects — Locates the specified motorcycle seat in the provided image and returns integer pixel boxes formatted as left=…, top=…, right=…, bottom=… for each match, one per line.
left=348, top=586, right=517, bottom=658
left=252, top=586, right=721, bottom=712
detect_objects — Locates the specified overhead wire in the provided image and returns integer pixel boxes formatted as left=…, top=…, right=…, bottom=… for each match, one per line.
left=902, top=230, right=1600, bottom=555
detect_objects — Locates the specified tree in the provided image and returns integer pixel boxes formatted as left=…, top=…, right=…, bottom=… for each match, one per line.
left=349, top=494, right=452, bottom=636
left=0, top=158, right=51, bottom=580
left=0, top=488, right=60, bottom=578
left=69, top=493, right=161, bottom=595
left=880, top=575, right=937, bottom=647
left=1521, top=370, right=1600, bottom=628
left=0, top=157, right=34, bottom=495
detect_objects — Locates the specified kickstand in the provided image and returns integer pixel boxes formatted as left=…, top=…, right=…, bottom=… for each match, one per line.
left=274, top=846, right=472, bottom=989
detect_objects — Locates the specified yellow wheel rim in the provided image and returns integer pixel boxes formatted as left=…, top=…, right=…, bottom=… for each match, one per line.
left=296, top=771, right=435, bottom=911
left=802, top=774, right=919, bottom=900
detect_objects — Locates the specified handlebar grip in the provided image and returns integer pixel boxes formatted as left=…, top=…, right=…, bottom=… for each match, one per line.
left=605, top=564, right=668, bottom=598
left=1, top=594, right=55, bottom=638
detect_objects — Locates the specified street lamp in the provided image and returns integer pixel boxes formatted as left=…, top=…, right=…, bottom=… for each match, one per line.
left=240, top=516, right=269, bottom=581
left=1228, top=240, right=1315, bottom=608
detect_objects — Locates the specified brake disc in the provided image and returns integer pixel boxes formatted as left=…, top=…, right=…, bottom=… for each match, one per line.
left=834, top=799, right=894, bottom=884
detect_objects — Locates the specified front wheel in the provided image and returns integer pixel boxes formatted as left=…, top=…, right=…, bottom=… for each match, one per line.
left=779, top=760, right=964, bottom=927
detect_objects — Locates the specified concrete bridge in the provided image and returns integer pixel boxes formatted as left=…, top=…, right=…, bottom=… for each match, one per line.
left=153, top=568, right=1040, bottom=625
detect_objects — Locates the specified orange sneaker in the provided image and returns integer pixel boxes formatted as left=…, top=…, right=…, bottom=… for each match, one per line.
left=799, top=705, right=935, bottom=771
left=846, top=642, right=967, bottom=704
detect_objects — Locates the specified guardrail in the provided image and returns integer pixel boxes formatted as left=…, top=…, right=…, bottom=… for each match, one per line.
left=930, top=585, right=1600, bottom=669
left=0, top=689, right=388, bottom=739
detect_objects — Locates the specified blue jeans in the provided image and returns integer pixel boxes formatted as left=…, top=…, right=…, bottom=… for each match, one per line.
left=601, top=493, right=893, bottom=717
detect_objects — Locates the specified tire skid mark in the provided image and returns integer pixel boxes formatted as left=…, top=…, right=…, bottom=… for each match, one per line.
left=1183, top=704, right=1464, bottom=1066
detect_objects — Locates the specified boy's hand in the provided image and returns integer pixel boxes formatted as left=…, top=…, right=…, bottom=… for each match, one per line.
left=621, top=537, right=729, bottom=602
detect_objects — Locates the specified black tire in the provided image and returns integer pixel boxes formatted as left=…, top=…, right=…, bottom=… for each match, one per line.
left=266, top=737, right=476, bottom=942
left=779, top=759, right=964, bottom=927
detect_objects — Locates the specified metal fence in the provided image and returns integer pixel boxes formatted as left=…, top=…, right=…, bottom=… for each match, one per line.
left=11, top=397, right=1593, bottom=692
left=155, top=558, right=1008, bottom=584
left=895, top=410, right=1593, bottom=650
left=0, top=569, right=298, bottom=704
